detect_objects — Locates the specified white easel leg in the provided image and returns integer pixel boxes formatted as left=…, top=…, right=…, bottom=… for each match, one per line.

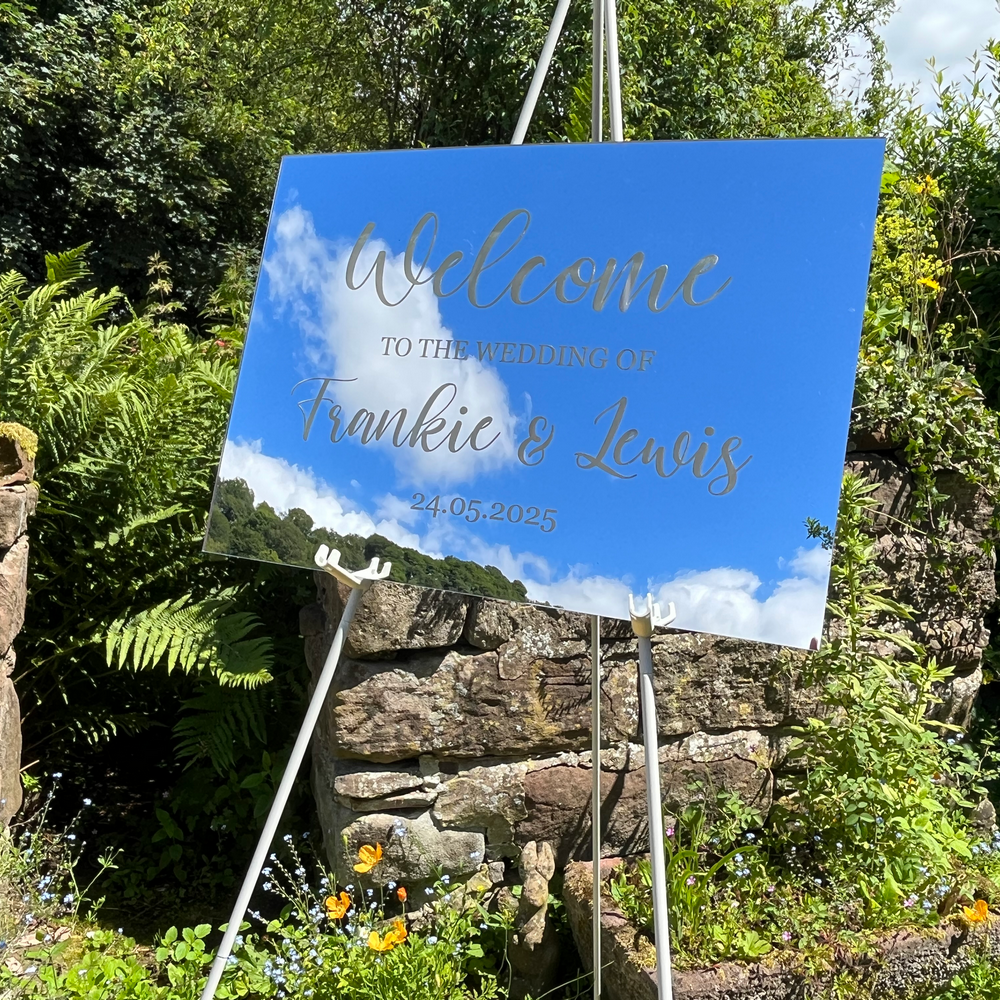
left=604, top=0, right=623, bottom=141
left=591, top=614, right=602, bottom=998
left=199, top=583, right=369, bottom=1000
left=629, top=594, right=676, bottom=1000
left=592, top=0, right=605, bottom=141
left=637, top=632, right=674, bottom=1000
left=511, top=0, right=573, bottom=145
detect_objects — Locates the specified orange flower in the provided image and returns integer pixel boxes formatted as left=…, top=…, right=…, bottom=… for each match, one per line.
left=963, top=899, right=991, bottom=923
left=396, top=886, right=407, bottom=902
left=367, top=920, right=407, bottom=952
left=354, top=843, right=383, bottom=873
left=325, top=891, right=351, bottom=919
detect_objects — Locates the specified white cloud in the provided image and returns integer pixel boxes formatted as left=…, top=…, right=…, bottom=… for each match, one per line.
left=263, top=207, right=518, bottom=485
left=655, top=558, right=827, bottom=649
left=221, top=439, right=829, bottom=649
left=880, top=0, right=998, bottom=93
left=837, top=0, right=998, bottom=109
left=220, top=439, right=424, bottom=550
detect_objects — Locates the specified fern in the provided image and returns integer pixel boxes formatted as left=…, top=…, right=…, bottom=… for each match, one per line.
left=0, top=246, right=283, bottom=758
left=173, top=686, right=269, bottom=773
left=105, top=595, right=274, bottom=688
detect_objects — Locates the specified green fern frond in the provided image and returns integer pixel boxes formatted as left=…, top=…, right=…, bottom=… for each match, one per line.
left=105, top=596, right=274, bottom=686
left=173, top=686, right=269, bottom=774
left=45, top=246, right=92, bottom=286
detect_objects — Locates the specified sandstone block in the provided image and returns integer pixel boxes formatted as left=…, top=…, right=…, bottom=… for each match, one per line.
left=648, top=633, right=813, bottom=737
left=0, top=678, right=22, bottom=824
left=0, top=485, right=37, bottom=551
left=315, top=574, right=471, bottom=659
left=332, top=808, right=485, bottom=886
left=433, top=763, right=530, bottom=849
left=0, top=536, right=29, bottom=655
left=519, top=732, right=773, bottom=866
left=325, top=646, right=592, bottom=761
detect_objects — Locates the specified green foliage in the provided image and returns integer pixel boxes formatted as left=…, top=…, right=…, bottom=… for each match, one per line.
left=105, top=594, right=274, bottom=690
left=853, top=163, right=1000, bottom=515
left=0, top=823, right=590, bottom=1000
left=0, top=0, right=288, bottom=310
left=207, top=476, right=530, bottom=602
left=0, top=248, right=262, bottom=750
left=0, top=0, right=900, bottom=312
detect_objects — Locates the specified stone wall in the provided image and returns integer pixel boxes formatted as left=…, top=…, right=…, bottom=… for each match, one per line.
left=0, top=427, right=35, bottom=825
left=304, top=449, right=995, bottom=885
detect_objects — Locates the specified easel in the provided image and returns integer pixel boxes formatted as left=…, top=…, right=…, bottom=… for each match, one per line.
left=202, top=6, right=678, bottom=998
left=513, top=5, right=677, bottom=997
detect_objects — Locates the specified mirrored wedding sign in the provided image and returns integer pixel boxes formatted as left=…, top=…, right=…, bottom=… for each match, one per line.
left=205, top=139, right=884, bottom=649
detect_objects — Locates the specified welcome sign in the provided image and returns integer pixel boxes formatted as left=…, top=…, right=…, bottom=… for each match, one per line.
left=206, top=139, right=884, bottom=649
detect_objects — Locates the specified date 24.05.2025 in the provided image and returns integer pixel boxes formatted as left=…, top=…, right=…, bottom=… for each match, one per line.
left=410, top=493, right=556, bottom=532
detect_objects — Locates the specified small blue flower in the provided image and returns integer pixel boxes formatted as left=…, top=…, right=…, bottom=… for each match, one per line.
left=734, top=854, right=743, bottom=862
left=62, top=894, right=73, bottom=904
left=52, top=773, right=62, bottom=780
left=83, top=798, right=92, bottom=806
left=427, top=936, right=438, bottom=945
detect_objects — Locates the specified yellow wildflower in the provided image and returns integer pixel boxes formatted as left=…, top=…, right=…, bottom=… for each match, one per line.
left=354, top=843, right=383, bottom=873
left=368, top=919, right=408, bottom=951
left=325, top=891, right=351, bottom=920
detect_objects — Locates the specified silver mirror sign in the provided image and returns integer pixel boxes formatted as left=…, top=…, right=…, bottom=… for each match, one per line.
left=206, top=139, right=884, bottom=649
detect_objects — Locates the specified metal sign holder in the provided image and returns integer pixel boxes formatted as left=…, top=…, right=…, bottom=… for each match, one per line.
left=199, top=547, right=391, bottom=1000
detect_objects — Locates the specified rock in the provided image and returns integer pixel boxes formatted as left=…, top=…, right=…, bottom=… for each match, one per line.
left=519, top=733, right=772, bottom=867
left=927, top=664, right=982, bottom=729
left=563, top=859, right=659, bottom=1000
left=0, top=424, right=36, bottom=488
left=0, top=678, right=21, bottom=824
left=315, top=575, right=471, bottom=659
left=333, top=769, right=423, bottom=800
left=324, top=647, right=592, bottom=761
left=433, top=763, right=529, bottom=851
left=648, top=633, right=814, bottom=737
left=509, top=841, right=560, bottom=997
left=330, top=809, right=486, bottom=886
left=970, top=798, right=997, bottom=836
left=0, top=536, right=29, bottom=655
left=847, top=457, right=997, bottom=675
left=0, top=485, right=37, bottom=551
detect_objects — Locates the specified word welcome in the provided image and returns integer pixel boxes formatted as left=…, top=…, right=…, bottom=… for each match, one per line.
left=576, top=397, right=752, bottom=495
left=379, top=337, right=655, bottom=371
left=348, top=209, right=731, bottom=314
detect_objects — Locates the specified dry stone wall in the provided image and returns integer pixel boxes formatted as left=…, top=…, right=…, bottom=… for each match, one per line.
left=0, top=428, right=35, bottom=825
left=305, top=449, right=996, bottom=885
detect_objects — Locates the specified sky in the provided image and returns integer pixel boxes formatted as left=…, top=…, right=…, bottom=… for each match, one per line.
left=849, top=0, right=999, bottom=104
left=211, top=140, right=885, bottom=649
